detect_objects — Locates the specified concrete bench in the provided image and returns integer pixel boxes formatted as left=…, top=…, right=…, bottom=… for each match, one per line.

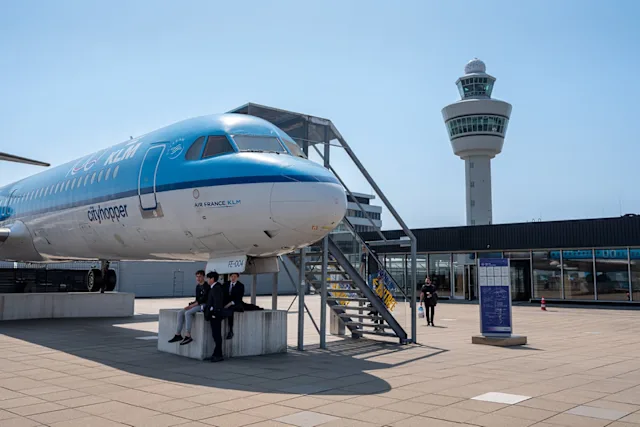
left=0, top=292, right=134, bottom=321
left=157, top=308, right=287, bottom=360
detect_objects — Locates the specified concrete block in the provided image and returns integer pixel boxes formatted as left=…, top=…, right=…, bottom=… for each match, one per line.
left=472, top=335, right=527, bottom=346
left=157, top=308, right=287, bottom=360
left=0, top=292, right=135, bottom=321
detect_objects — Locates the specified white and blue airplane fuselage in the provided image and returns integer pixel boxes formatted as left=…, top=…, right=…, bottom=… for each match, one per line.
left=0, top=114, right=347, bottom=290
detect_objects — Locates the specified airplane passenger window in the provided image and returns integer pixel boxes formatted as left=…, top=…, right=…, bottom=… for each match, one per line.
left=185, top=136, right=205, bottom=160
left=91, top=172, right=96, bottom=184
left=202, top=136, right=234, bottom=159
left=84, top=175, right=89, bottom=186
left=65, top=181, right=70, bottom=191
left=71, top=178, right=77, bottom=189
left=232, top=135, right=286, bottom=153
left=98, top=170, right=103, bottom=183
left=55, top=183, right=60, bottom=193
left=113, top=165, right=120, bottom=179
left=105, top=168, right=111, bottom=181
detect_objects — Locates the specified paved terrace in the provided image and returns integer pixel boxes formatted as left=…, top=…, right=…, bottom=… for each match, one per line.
left=1, top=296, right=640, bottom=427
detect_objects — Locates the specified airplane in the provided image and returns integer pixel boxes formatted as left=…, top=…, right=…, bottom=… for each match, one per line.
left=0, top=113, right=347, bottom=292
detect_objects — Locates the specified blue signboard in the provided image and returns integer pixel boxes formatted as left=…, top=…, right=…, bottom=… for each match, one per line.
left=478, top=258, right=512, bottom=337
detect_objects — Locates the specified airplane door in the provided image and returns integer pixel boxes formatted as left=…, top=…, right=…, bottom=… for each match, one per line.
left=138, top=144, right=166, bottom=211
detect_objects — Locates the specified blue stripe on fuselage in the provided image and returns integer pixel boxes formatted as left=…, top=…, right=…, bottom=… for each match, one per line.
left=7, top=173, right=339, bottom=220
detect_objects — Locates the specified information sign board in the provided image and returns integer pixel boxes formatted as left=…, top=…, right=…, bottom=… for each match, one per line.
left=478, top=258, right=512, bottom=337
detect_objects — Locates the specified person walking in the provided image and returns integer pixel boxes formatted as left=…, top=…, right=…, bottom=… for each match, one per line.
left=420, top=277, right=438, bottom=326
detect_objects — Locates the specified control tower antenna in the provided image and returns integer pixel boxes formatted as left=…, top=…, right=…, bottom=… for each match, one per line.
left=442, top=58, right=512, bottom=226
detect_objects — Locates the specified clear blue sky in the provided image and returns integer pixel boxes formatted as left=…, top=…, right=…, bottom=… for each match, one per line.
left=1, top=0, right=638, bottom=230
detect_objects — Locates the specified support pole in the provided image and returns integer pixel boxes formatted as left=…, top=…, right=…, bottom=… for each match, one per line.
left=251, top=274, right=257, bottom=305
left=272, top=272, right=278, bottom=310
left=320, top=126, right=330, bottom=349
left=321, top=236, right=328, bottom=349
left=297, top=247, right=305, bottom=351
left=410, top=241, right=417, bottom=343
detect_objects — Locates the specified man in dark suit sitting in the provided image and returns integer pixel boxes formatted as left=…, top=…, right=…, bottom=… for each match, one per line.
left=203, top=271, right=231, bottom=362
left=223, top=272, right=245, bottom=339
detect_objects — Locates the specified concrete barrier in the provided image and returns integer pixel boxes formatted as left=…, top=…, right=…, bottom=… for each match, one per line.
left=157, top=308, right=287, bottom=360
left=0, top=292, right=135, bottom=321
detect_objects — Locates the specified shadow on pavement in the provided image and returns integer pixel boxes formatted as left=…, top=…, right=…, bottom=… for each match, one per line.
left=0, top=314, right=448, bottom=397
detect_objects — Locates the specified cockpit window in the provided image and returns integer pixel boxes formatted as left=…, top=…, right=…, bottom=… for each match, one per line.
left=282, top=138, right=306, bottom=158
left=185, top=136, right=205, bottom=160
left=232, top=135, right=286, bottom=153
left=202, top=135, right=234, bottom=159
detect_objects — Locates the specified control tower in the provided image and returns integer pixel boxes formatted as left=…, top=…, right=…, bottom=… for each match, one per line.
left=442, top=58, right=512, bottom=226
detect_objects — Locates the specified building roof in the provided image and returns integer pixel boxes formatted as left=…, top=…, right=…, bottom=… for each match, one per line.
left=362, top=215, right=640, bottom=253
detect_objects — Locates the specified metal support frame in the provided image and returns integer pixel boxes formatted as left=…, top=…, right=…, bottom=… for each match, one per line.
left=297, top=247, right=305, bottom=351
left=251, top=274, right=257, bottom=305
left=320, top=126, right=330, bottom=349
left=272, top=272, right=278, bottom=309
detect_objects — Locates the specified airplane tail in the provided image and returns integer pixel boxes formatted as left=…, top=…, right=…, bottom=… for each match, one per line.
left=0, top=152, right=49, bottom=167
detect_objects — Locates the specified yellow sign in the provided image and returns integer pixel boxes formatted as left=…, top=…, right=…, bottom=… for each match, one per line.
left=330, top=283, right=352, bottom=306
left=373, top=278, right=397, bottom=312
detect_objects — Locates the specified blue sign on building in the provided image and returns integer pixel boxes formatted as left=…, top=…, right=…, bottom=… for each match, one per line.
left=478, top=258, right=512, bottom=337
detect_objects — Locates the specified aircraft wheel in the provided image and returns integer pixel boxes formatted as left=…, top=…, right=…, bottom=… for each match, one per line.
left=87, top=269, right=103, bottom=292
left=105, top=270, right=117, bottom=292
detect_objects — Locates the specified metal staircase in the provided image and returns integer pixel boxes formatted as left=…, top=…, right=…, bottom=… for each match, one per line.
left=286, top=221, right=410, bottom=344
left=230, top=103, right=418, bottom=348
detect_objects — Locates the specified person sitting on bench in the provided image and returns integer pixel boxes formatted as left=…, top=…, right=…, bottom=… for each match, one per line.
left=222, top=272, right=245, bottom=339
left=168, top=270, right=209, bottom=345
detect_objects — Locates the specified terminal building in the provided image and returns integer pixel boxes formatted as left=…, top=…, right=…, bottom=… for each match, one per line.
left=363, top=214, right=640, bottom=304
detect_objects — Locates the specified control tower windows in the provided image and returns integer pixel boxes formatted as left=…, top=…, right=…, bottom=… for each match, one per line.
left=457, top=76, right=494, bottom=98
left=447, top=115, right=509, bottom=139
left=202, top=136, right=234, bottom=159
left=232, top=135, right=286, bottom=153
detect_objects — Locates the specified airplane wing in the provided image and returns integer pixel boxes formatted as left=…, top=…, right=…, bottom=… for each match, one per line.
left=0, top=152, right=50, bottom=167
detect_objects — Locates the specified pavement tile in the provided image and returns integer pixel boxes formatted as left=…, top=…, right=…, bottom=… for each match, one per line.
left=468, top=412, right=537, bottom=426
left=7, top=402, right=67, bottom=416
left=171, top=405, right=231, bottom=420
left=28, top=408, right=89, bottom=424
left=423, top=405, right=486, bottom=423
left=543, top=413, right=611, bottom=426
left=202, top=412, right=266, bottom=427
left=494, top=405, right=556, bottom=422
left=348, top=407, right=412, bottom=424
left=242, top=403, right=310, bottom=419
left=0, top=417, right=43, bottom=427
left=517, top=397, right=577, bottom=412
left=48, top=416, right=129, bottom=427
left=449, top=399, right=508, bottom=413
left=566, top=404, right=630, bottom=420
left=274, top=410, right=337, bottom=427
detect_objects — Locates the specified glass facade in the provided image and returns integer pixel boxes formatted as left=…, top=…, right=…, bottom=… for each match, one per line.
left=456, top=76, right=495, bottom=98
left=376, top=247, right=640, bottom=303
left=447, top=115, right=509, bottom=139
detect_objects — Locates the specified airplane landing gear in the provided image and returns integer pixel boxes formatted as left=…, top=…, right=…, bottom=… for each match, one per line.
left=87, top=261, right=117, bottom=292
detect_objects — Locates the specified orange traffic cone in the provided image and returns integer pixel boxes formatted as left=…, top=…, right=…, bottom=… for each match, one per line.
left=541, top=297, right=547, bottom=311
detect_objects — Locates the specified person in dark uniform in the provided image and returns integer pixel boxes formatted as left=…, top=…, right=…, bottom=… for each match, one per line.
left=420, top=277, right=438, bottom=326
left=203, top=271, right=230, bottom=362
left=222, top=272, right=245, bottom=339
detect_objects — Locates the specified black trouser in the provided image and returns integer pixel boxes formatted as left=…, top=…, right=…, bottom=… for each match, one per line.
left=226, top=305, right=242, bottom=332
left=209, top=309, right=232, bottom=357
left=209, top=317, right=223, bottom=358
left=423, top=303, right=435, bottom=324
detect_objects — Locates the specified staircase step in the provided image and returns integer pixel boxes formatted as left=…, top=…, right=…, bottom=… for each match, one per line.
left=327, top=297, right=369, bottom=302
left=332, top=305, right=379, bottom=311
left=309, top=279, right=354, bottom=284
left=345, top=322, right=393, bottom=329
left=339, top=313, right=384, bottom=320
left=352, top=330, right=399, bottom=338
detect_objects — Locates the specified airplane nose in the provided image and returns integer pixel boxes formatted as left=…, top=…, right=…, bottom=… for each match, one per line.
left=270, top=181, right=347, bottom=235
